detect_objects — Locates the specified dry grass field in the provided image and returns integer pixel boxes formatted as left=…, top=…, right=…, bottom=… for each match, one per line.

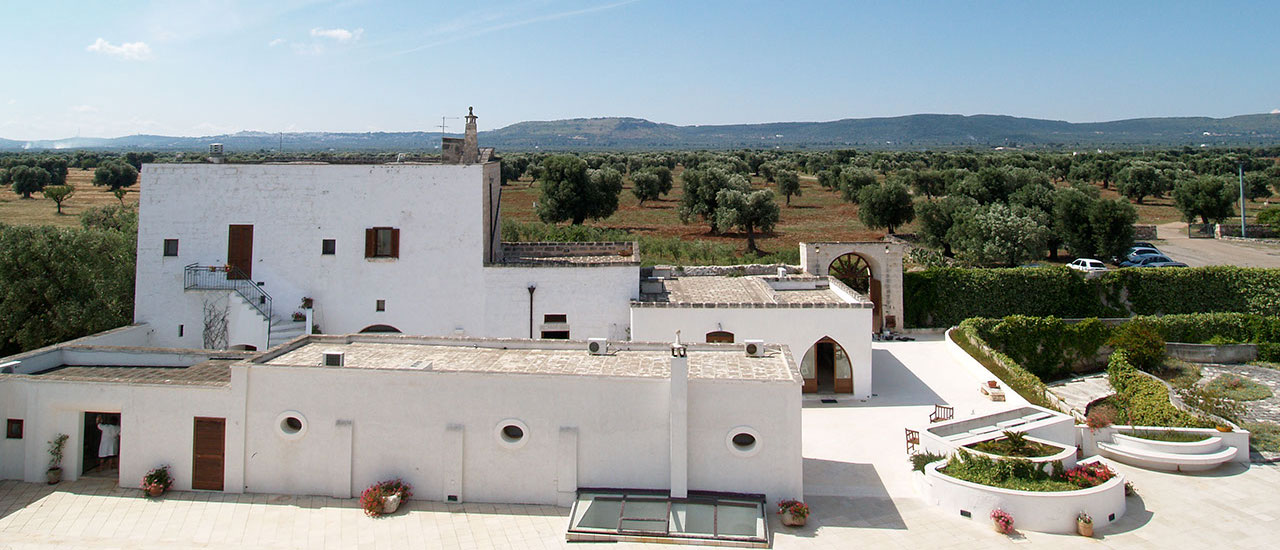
left=0, top=169, right=139, bottom=227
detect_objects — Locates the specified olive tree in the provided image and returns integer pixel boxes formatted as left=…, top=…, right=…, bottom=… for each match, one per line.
left=714, top=189, right=779, bottom=254
left=631, top=171, right=663, bottom=205
left=535, top=155, right=621, bottom=225
left=856, top=181, right=915, bottom=234
left=679, top=167, right=750, bottom=232
left=950, top=203, right=1048, bottom=266
left=93, top=161, right=139, bottom=191
left=42, top=185, right=75, bottom=214
left=776, top=169, right=801, bottom=205
left=5, top=165, right=52, bottom=198
left=1173, top=175, right=1236, bottom=224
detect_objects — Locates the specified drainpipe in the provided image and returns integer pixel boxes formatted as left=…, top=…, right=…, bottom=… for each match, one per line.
left=527, top=284, right=537, bottom=338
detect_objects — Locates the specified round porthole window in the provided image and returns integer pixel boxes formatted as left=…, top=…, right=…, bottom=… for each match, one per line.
left=726, top=426, right=761, bottom=457
left=275, top=411, right=307, bottom=440
left=495, top=419, right=529, bottom=449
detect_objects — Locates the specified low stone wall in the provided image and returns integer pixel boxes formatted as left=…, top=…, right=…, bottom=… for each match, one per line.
left=1216, top=224, right=1280, bottom=239
left=1133, top=224, right=1157, bottom=240
left=1166, top=342, right=1257, bottom=364
left=1077, top=425, right=1250, bottom=465
left=654, top=264, right=803, bottom=277
left=501, top=241, right=637, bottom=258
left=918, top=457, right=1126, bottom=535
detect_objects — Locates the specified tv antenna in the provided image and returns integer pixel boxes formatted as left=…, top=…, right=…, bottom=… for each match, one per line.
left=439, top=115, right=461, bottom=135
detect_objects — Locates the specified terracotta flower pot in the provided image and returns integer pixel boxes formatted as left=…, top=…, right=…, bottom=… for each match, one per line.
left=1077, top=521, right=1093, bottom=537
left=46, top=468, right=62, bottom=485
left=780, top=511, right=806, bottom=527
left=382, top=493, right=402, bottom=515
left=147, top=485, right=164, bottom=497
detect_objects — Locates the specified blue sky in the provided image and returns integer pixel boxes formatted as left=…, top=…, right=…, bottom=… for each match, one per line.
left=2, top=0, right=1277, bottom=140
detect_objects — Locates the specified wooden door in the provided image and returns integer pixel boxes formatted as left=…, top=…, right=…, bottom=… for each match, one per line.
left=869, top=278, right=882, bottom=332
left=227, top=225, right=253, bottom=280
left=192, top=417, right=225, bottom=491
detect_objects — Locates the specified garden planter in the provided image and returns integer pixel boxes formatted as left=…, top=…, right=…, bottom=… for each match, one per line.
left=147, top=486, right=165, bottom=498
left=1077, top=521, right=1093, bottom=537
left=46, top=468, right=61, bottom=485
left=382, top=493, right=402, bottom=515
left=780, top=511, right=805, bottom=527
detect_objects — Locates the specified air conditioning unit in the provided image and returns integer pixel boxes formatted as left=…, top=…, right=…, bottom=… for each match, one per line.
left=587, top=338, right=608, bottom=355
left=744, top=340, right=766, bottom=357
left=322, top=351, right=344, bottom=367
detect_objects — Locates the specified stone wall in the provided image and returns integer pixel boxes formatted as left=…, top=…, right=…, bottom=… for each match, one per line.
left=1132, top=224, right=1157, bottom=240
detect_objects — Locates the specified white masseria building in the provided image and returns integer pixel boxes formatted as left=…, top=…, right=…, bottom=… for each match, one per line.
left=0, top=110, right=903, bottom=540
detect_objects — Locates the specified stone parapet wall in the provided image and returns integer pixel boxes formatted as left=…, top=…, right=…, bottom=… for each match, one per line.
left=1132, top=225, right=1157, bottom=240
left=651, top=264, right=802, bottom=277
left=502, top=241, right=637, bottom=257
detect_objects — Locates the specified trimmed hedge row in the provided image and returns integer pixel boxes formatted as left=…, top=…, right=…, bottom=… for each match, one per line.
left=951, top=321, right=1055, bottom=410
left=905, top=266, right=1280, bottom=328
left=1106, top=350, right=1208, bottom=428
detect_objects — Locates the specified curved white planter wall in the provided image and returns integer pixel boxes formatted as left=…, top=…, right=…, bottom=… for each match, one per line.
left=920, top=459, right=1126, bottom=535
left=961, top=435, right=1079, bottom=472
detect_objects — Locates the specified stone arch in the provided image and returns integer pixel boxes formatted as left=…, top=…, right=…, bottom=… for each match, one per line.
left=828, top=252, right=881, bottom=332
left=798, top=336, right=854, bottom=394
left=801, top=241, right=905, bottom=333
left=359, top=324, right=402, bottom=334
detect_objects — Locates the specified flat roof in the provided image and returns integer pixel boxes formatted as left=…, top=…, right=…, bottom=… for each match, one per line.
left=634, top=275, right=870, bottom=308
left=260, top=335, right=799, bottom=383
left=19, top=360, right=235, bottom=386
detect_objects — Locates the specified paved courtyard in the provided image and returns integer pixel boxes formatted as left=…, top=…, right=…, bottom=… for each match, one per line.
left=4, top=335, right=1280, bottom=549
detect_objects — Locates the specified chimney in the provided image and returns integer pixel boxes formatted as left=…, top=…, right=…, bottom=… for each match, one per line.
left=462, top=106, right=479, bottom=164
left=669, top=343, right=689, bottom=499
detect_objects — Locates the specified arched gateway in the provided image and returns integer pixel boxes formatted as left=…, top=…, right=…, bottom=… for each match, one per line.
left=800, top=242, right=905, bottom=334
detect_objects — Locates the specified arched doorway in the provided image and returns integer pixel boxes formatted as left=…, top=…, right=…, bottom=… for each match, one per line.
left=829, top=253, right=882, bottom=332
left=799, top=337, right=853, bottom=394
left=359, top=324, right=402, bottom=334
left=706, top=331, right=735, bottom=343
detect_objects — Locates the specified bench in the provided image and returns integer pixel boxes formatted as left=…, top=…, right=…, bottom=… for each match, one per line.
left=1096, top=442, right=1238, bottom=472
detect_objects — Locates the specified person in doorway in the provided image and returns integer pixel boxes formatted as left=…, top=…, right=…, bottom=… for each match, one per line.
left=96, top=415, right=120, bottom=469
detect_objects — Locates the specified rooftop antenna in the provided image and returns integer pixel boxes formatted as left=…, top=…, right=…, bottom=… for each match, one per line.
left=439, top=115, right=461, bottom=135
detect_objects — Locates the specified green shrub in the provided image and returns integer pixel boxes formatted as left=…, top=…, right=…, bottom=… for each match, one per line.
left=972, top=316, right=1113, bottom=379
left=940, top=451, right=1077, bottom=492
left=1106, top=351, right=1208, bottom=428
left=904, top=266, right=1280, bottom=328
left=909, top=451, right=946, bottom=473
left=1107, top=320, right=1166, bottom=372
left=1203, top=374, right=1271, bottom=402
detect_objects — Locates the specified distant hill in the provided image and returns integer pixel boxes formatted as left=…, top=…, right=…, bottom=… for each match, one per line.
left=5, top=113, right=1280, bottom=152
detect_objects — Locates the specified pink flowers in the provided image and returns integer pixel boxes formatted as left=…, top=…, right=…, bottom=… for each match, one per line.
left=1063, top=462, right=1116, bottom=489
left=777, top=499, right=809, bottom=520
left=991, top=508, right=1014, bottom=533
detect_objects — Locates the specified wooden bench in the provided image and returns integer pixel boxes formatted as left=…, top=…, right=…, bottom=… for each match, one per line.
left=929, top=405, right=954, bottom=423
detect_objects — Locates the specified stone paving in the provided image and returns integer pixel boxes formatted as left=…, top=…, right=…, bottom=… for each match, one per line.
left=1047, top=373, right=1112, bottom=417
left=5, top=336, right=1280, bottom=549
left=1200, top=363, right=1280, bottom=424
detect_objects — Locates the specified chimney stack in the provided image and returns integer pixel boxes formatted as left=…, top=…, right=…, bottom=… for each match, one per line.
left=462, top=106, right=479, bottom=164
left=669, top=343, right=689, bottom=499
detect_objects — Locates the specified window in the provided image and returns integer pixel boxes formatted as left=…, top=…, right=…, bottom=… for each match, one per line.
left=541, top=330, right=570, bottom=340
left=178, top=324, right=184, bottom=337
left=321, top=239, right=336, bottom=255
left=5, top=419, right=21, bottom=439
left=376, top=299, right=386, bottom=312
left=365, top=227, right=400, bottom=258
left=725, top=426, right=761, bottom=457
left=495, top=419, right=529, bottom=449
left=163, top=239, right=179, bottom=257
left=275, top=411, right=307, bottom=440
left=543, top=314, right=568, bottom=323
left=706, top=331, right=735, bottom=344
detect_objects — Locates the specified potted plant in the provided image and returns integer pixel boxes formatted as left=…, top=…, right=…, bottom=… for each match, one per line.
left=292, top=310, right=306, bottom=322
left=300, top=297, right=313, bottom=309
left=777, top=499, right=809, bottom=527
left=360, top=479, right=413, bottom=517
left=142, top=465, right=173, bottom=497
left=1076, top=511, right=1093, bottom=537
left=46, top=433, right=69, bottom=484
left=991, top=508, right=1014, bottom=534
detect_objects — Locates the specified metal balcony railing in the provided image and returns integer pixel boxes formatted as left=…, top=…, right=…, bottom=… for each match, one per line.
left=183, top=263, right=273, bottom=321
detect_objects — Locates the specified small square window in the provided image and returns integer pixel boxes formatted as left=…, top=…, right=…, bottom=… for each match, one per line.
left=543, top=314, right=568, bottom=323
left=163, top=239, right=179, bottom=257
left=541, top=330, right=570, bottom=340
left=376, top=299, right=386, bottom=312
left=6, top=419, right=22, bottom=439
left=322, top=239, right=336, bottom=255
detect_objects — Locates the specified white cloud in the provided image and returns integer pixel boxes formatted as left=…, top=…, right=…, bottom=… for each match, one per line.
left=70, top=105, right=98, bottom=113
left=310, top=27, right=363, bottom=42
left=268, top=38, right=287, bottom=47
left=85, top=38, right=153, bottom=60
left=1272, top=108, right=1280, bottom=114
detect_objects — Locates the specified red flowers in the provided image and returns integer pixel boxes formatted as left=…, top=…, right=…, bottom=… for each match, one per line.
left=777, top=499, right=809, bottom=520
left=1062, top=462, right=1115, bottom=489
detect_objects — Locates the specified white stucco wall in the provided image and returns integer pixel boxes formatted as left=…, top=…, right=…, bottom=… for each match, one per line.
left=483, top=266, right=637, bottom=340
left=631, top=306, right=873, bottom=398
left=237, top=363, right=800, bottom=505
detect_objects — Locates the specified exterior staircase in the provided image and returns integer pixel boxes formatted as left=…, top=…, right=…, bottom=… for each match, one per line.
left=270, top=315, right=308, bottom=346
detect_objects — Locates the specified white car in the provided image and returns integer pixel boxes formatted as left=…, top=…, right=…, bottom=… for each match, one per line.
left=1068, top=258, right=1108, bottom=273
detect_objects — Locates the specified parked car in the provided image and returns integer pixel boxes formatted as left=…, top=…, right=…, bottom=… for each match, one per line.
left=1133, top=242, right=1157, bottom=249
left=1115, top=246, right=1162, bottom=265
left=1068, top=258, right=1108, bottom=273
left=1119, top=254, right=1188, bottom=268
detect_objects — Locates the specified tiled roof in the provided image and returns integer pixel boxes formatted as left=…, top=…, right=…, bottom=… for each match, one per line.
left=634, top=275, right=870, bottom=308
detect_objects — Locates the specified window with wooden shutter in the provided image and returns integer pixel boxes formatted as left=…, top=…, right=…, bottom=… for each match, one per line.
left=366, top=227, right=400, bottom=259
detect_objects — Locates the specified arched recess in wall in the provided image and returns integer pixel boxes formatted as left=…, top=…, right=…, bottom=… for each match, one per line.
left=227, top=344, right=258, bottom=351
left=359, top=324, right=402, bottom=334
left=705, top=331, right=735, bottom=343
left=828, top=252, right=883, bottom=332
left=799, top=336, right=853, bottom=394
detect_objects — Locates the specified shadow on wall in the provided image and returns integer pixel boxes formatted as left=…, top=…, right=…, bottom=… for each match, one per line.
left=868, top=349, right=945, bottom=407
left=797, top=458, right=907, bottom=533
left=1098, top=493, right=1153, bottom=536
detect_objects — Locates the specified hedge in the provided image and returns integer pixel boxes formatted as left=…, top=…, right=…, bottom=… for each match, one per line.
left=951, top=321, right=1055, bottom=409
left=1106, top=350, right=1208, bottom=428
left=905, top=266, right=1280, bottom=328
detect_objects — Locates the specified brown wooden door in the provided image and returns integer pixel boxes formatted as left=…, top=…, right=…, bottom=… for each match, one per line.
left=227, top=225, right=253, bottom=279
left=192, top=417, right=225, bottom=491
